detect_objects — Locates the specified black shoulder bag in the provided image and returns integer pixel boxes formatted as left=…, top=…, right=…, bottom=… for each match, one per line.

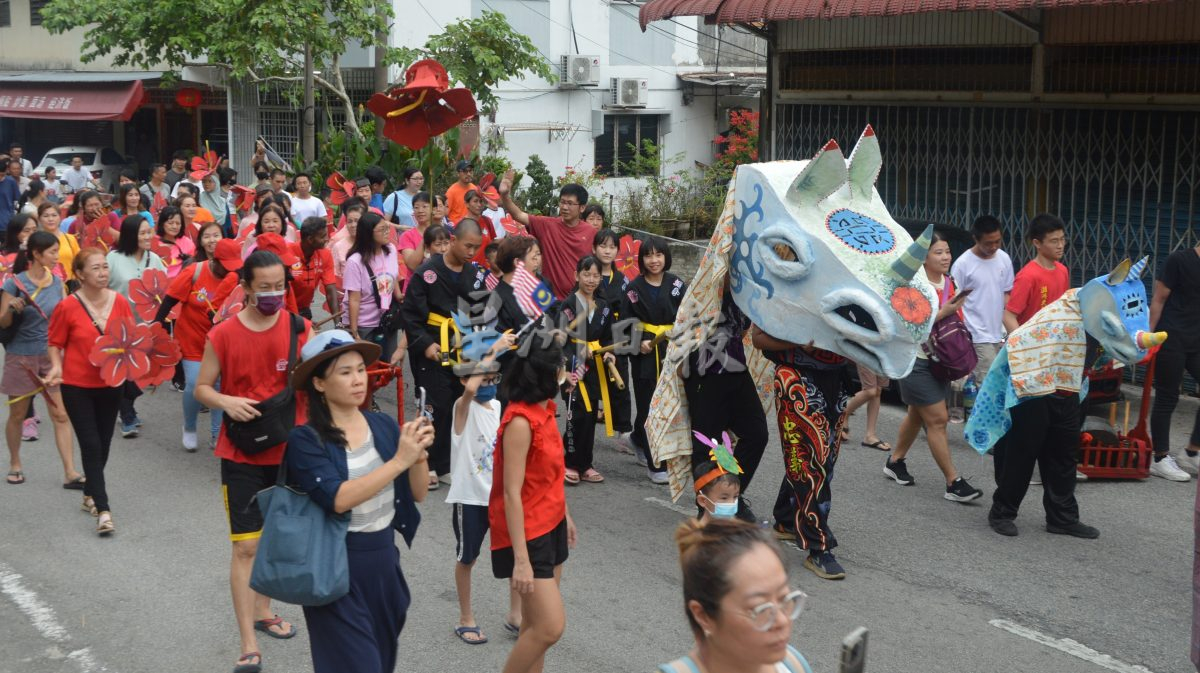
left=366, top=261, right=403, bottom=334
left=223, top=313, right=303, bottom=454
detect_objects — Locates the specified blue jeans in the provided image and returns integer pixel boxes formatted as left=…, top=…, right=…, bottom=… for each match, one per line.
left=182, top=359, right=221, bottom=437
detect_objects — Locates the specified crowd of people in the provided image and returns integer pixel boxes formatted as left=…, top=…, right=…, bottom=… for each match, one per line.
left=1, top=140, right=1198, bottom=673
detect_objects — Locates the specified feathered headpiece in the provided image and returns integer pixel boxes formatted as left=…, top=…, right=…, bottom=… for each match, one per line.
left=692, top=431, right=743, bottom=492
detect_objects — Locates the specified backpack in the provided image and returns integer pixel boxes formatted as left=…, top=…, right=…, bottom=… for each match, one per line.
left=921, top=277, right=978, bottom=381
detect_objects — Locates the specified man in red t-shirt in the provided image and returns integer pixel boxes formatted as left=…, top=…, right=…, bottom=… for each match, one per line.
left=1004, top=214, right=1069, bottom=331
left=194, top=253, right=313, bottom=673
left=497, top=169, right=593, bottom=299
left=290, top=216, right=339, bottom=320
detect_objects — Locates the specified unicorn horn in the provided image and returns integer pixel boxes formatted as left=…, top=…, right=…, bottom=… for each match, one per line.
left=1129, top=256, right=1150, bottom=280
left=888, top=224, right=934, bottom=284
left=1136, top=331, right=1167, bottom=349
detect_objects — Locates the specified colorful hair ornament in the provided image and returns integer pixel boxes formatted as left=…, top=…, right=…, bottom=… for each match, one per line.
left=692, top=431, right=743, bottom=492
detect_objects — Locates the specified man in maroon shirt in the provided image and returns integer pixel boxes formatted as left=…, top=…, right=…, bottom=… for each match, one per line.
left=497, top=169, right=593, bottom=299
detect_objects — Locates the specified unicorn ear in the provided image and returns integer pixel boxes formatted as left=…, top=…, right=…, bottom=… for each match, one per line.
left=847, top=125, right=881, bottom=199
left=787, top=139, right=848, bottom=206
left=1105, top=258, right=1132, bottom=286
left=1129, top=256, right=1149, bottom=280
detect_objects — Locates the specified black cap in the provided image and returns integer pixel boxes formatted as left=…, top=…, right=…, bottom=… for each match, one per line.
left=455, top=160, right=473, bottom=171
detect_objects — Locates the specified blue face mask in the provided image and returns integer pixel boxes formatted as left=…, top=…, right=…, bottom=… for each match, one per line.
left=475, top=384, right=497, bottom=404
left=711, top=501, right=739, bottom=519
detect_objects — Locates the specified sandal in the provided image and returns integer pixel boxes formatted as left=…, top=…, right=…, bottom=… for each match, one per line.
left=503, top=621, right=521, bottom=636
left=427, top=473, right=440, bottom=491
left=580, top=468, right=605, bottom=483
left=232, top=651, right=262, bottom=673
left=81, top=496, right=97, bottom=516
left=564, top=468, right=580, bottom=485
left=62, top=475, right=86, bottom=490
left=96, top=512, right=114, bottom=536
left=454, top=625, right=488, bottom=644
left=6, top=471, right=24, bottom=485
left=254, top=615, right=296, bottom=639
left=861, top=439, right=892, bottom=451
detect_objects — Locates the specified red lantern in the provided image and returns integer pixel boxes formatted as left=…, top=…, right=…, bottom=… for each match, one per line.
left=175, top=87, right=202, bottom=108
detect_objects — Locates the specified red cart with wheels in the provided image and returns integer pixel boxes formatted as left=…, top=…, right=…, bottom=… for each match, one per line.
left=1077, top=355, right=1155, bottom=479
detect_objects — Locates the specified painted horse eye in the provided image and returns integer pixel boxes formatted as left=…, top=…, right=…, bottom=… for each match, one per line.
left=772, top=242, right=798, bottom=262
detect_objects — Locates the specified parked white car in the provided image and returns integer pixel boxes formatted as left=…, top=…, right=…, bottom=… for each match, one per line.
left=35, top=146, right=137, bottom=194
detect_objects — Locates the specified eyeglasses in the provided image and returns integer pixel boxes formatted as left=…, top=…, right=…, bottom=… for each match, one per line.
left=742, top=590, right=807, bottom=632
left=559, top=199, right=580, bottom=207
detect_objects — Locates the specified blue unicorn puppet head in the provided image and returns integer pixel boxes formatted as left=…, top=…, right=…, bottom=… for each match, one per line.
left=1076, top=256, right=1167, bottom=365
left=728, top=126, right=938, bottom=379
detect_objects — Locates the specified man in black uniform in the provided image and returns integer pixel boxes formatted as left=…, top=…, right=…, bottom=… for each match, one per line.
left=401, top=218, right=485, bottom=484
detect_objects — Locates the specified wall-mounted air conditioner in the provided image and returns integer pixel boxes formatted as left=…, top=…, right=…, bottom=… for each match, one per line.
left=559, top=55, right=601, bottom=87
left=610, top=77, right=648, bottom=107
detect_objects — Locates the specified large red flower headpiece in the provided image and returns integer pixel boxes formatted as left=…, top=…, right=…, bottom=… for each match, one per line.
left=366, top=59, right=477, bottom=150
left=189, top=150, right=220, bottom=182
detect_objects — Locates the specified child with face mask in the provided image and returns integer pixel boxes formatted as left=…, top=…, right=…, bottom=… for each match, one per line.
left=447, top=332, right=521, bottom=644
left=693, top=434, right=744, bottom=524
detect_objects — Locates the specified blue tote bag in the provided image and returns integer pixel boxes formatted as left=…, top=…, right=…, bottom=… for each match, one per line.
left=250, top=460, right=350, bottom=606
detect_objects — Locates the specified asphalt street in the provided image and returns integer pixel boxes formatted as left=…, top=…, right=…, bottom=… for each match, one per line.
left=0, top=374, right=1195, bottom=673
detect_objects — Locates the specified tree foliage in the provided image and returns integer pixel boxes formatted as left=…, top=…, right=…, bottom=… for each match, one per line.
left=394, top=11, right=557, bottom=117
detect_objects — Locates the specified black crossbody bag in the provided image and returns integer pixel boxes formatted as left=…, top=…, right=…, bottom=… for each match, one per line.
left=223, top=313, right=303, bottom=454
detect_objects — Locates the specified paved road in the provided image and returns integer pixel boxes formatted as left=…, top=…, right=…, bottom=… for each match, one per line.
left=0, top=375, right=1195, bottom=673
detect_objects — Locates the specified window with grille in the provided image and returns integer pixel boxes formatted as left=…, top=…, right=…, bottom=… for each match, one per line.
left=29, top=0, right=48, bottom=26
left=0, top=0, right=10, bottom=27
left=594, top=114, right=661, bottom=177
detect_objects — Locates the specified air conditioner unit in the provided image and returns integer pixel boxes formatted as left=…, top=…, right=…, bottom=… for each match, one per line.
left=559, top=55, right=600, bottom=87
left=611, top=77, right=648, bottom=108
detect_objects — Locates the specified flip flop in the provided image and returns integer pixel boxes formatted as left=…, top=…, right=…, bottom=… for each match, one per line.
left=62, top=476, right=86, bottom=490
left=564, top=469, right=580, bottom=485
left=253, top=616, right=296, bottom=639
left=580, top=469, right=605, bottom=483
left=454, top=625, right=488, bottom=644
left=6, top=471, right=24, bottom=485
left=503, top=622, right=520, bottom=636
left=233, top=652, right=262, bottom=673
left=428, top=474, right=440, bottom=490
left=861, top=440, right=892, bottom=451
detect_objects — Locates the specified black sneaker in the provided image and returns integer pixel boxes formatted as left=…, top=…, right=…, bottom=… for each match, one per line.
left=1046, top=521, right=1100, bottom=539
left=803, top=551, right=846, bottom=580
left=944, top=477, right=982, bottom=503
left=884, top=457, right=915, bottom=485
left=988, top=517, right=1018, bottom=537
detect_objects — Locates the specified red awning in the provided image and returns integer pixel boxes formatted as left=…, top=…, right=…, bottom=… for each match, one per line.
left=0, top=80, right=146, bottom=121
left=640, top=0, right=1175, bottom=29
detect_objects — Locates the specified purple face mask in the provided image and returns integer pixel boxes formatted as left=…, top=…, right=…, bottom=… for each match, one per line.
left=252, top=289, right=286, bottom=316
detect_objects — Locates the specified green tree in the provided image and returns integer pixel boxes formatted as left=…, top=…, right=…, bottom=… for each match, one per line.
left=395, top=11, right=557, bottom=119
left=41, top=0, right=392, bottom=140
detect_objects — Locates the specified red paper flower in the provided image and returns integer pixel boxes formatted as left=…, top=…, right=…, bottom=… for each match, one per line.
left=217, top=285, right=245, bottom=322
left=231, top=185, right=256, bottom=212
left=128, top=268, right=174, bottom=323
left=135, top=322, right=183, bottom=388
left=80, top=218, right=117, bottom=252
left=498, top=214, right=526, bottom=237
left=325, top=171, right=357, bottom=207
left=188, top=150, right=220, bottom=182
left=88, top=317, right=154, bottom=386
left=150, top=190, right=169, bottom=222
left=366, top=59, right=477, bottom=150
left=890, top=286, right=932, bottom=325
left=615, top=235, right=642, bottom=282
left=0, top=252, right=14, bottom=286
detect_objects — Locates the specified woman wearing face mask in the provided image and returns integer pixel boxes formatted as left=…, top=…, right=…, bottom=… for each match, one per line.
left=106, top=214, right=166, bottom=438
left=491, top=331, right=577, bottom=673
left=554, top=255, right=616, bottom=485
left=45, top=248, right=136, bottom=535
left=155, top=206, right=196, bottom=279
left=885, top=230, right=982, bottom=504
left=36, top=202, right=79, bottom=282
left=1, top=231, right=80, bottom=489
left=194, top=251, right=313, bottom=673
left=343, top=212, right=403, bottom=362
left=660, top=519, right=813, bottom=673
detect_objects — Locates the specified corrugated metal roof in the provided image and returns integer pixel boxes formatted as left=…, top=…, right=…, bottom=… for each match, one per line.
left=639, top=0, right=1180, bottom=29
left=0, top=71, right=163, bottom=83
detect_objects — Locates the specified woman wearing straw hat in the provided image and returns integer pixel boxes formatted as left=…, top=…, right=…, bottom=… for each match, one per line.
left=286, top=329, right=434, bottom=673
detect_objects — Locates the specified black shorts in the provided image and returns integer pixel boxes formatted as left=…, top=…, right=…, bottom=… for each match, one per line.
left=221, top=459, right=278, bottom=542
left=452, top=503, right=490, bottom=566
left=492, top=517, right=568, bottom=580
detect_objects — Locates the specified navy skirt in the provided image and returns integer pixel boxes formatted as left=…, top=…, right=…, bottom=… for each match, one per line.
left=303, top=528, right=411, bottom=673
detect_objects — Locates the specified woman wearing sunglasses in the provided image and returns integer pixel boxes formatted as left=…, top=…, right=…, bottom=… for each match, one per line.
left=661, top=518, right=813, bottom=673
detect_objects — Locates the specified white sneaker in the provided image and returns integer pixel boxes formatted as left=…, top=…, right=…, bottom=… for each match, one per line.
left=1177, top=452, right=1200, bottom=476
left=647, top=469, right=669, bottom=485
left=1150, top=454, right=1192, bottom=482
left=1075, top=470, right=1088, bottom=482
left=182, top=430, right=198, bottom=453
left=612, top=431, right=635, bottom=455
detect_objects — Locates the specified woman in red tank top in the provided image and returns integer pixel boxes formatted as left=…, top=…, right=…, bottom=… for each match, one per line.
left=489, top=331, right=577, bottom=673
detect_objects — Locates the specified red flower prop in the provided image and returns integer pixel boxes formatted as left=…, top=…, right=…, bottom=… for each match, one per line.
left=366, top=59, right=477, bottom=150
left=325, top=171, right=356, bottom=207
left=152, top=239, right=186, bottom=281
left=478, top=173, right=500, bottom=208
left=498, top=214, right=526, bottom=237
left=150, top=190, right=168, bottom=222
left=88, top=317, right=153, bottom=386
left=231, top=185, right=256, bottom=212
left=615, top=235, right=642, bottom=281
left=217, top=285, right=245, bottom=323
left=128, top=268, right=177, bottom=322
left=80, top=218, right=118, bottom=252
left=188, top=150, right=220, bottom=182
left=890, top=286, right=932, bottom=326
left=136, top=322, right=183, bottom=388
left=0, top=253, right=14, bottom=286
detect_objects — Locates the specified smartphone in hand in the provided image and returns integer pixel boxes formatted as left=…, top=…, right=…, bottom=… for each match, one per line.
left=838, top=627, right=868, bottom=673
